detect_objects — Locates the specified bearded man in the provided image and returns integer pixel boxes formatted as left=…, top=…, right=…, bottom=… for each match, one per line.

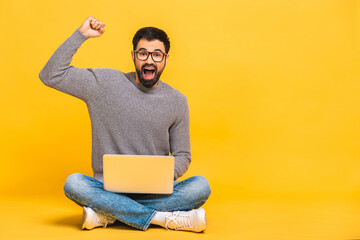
left=39, top=16, right=211, bottom=232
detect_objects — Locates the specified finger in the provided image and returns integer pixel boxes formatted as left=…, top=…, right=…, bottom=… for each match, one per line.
left=90, top=20, right=99, bottom=29
left=89, top=19, right=95, bottom=28
left=94, top=21, right=101, bottom=30
left=97, top=21, right=105, bottom=29
left=87, top=16, right=96, bottom=23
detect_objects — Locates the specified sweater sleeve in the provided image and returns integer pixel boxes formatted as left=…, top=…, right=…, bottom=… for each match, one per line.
left=39, top=28, right=100, bottom=102
left=169, top=97, right=191, bottom=180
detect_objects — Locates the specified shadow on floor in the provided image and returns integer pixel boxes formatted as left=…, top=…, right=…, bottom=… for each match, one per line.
left=46, top=214, right=147, bottom=231
left=47, top=214, right=83, bottom=229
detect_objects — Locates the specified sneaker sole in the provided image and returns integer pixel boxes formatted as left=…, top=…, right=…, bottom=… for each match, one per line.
left=82, top=207, right=87, bottom=229
left=197, top=208, right=207, bottom=232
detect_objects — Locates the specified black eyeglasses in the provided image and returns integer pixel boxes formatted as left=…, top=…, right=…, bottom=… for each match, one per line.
left=134, top=50, right=167, bottom=62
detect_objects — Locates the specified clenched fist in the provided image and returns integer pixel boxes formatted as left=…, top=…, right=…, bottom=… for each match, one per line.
left=79, top=16, right=106, bottom=38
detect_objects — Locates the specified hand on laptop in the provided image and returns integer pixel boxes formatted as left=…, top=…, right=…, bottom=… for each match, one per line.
left=79, top=16, right=105, bottom=38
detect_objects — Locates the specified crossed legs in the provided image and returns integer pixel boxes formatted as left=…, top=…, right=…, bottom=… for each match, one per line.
left=64, top=173, right=211, bottom=231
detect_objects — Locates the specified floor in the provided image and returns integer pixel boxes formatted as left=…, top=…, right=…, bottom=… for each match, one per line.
left=2, top=193, right=360, bottom=240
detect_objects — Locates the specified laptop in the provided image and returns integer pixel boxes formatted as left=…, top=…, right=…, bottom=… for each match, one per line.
left=103, top=154, right=175, bottom=194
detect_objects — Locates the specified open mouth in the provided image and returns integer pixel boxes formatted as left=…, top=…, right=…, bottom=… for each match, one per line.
left=142, top=65, right=157, bottom=80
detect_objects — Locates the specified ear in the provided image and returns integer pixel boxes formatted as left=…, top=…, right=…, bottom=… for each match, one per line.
left=131, top=51, right=135, bottom=62
left=165, top=54, right=169, bottom=65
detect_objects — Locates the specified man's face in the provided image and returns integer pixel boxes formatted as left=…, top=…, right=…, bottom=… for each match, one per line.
left=132, top=38, right=169, bottom=88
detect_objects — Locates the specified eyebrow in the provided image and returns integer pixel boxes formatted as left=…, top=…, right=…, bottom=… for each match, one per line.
left=138, top=47, right=164, bottom=52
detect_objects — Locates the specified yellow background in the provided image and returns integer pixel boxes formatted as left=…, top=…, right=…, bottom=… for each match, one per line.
left=1, top=0, right=360, bottom=239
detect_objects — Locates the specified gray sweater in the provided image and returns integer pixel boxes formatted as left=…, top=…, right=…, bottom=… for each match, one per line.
left=39, top=28, right=191, bottom=181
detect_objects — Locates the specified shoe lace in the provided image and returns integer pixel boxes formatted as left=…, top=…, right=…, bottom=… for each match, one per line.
left=165, top=211, right=192, bottom=230
left=98, top=214, right=115, bottom=228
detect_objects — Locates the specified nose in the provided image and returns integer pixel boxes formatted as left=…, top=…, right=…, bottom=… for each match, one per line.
left=145, top=54, right=155, bottom=64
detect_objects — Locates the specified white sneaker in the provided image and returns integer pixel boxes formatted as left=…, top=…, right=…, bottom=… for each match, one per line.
left=82, top=206, right=116, bottom=230
left=165, top=208, right=207, bottom=232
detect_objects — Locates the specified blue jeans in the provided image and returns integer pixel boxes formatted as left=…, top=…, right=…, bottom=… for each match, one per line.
left=64, top=173, right=211, bottom=230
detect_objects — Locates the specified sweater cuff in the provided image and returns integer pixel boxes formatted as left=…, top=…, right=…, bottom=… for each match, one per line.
left=70, top=28, right=89, bottom=44
left=77, top=28, right=89, bottom=39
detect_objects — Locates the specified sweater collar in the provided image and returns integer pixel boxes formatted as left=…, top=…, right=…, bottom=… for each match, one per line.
left=125, top=72, right=163, bottom=93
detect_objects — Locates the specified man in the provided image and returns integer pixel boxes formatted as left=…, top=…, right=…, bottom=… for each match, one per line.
left=39, top=16, right=211, bottom=232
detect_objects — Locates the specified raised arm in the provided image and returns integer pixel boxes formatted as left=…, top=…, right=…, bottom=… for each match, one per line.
left=39, top=16, right=106, bottom=102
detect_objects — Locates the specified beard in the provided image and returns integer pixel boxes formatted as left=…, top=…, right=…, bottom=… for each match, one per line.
left=135, top=63, right=164, bottom=88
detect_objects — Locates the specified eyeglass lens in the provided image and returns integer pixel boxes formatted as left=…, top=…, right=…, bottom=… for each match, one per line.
left=137, top=51, right=164, bottom=62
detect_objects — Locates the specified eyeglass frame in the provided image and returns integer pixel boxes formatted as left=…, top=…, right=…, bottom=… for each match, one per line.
left=133, top=49, right=168, bottom=62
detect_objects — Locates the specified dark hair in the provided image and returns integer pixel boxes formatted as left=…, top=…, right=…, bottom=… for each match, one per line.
left=132, top=27, right=170, bottom=53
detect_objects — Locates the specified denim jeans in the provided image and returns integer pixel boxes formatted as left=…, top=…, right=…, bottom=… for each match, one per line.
left=63, top=173, right=211, bottom=230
